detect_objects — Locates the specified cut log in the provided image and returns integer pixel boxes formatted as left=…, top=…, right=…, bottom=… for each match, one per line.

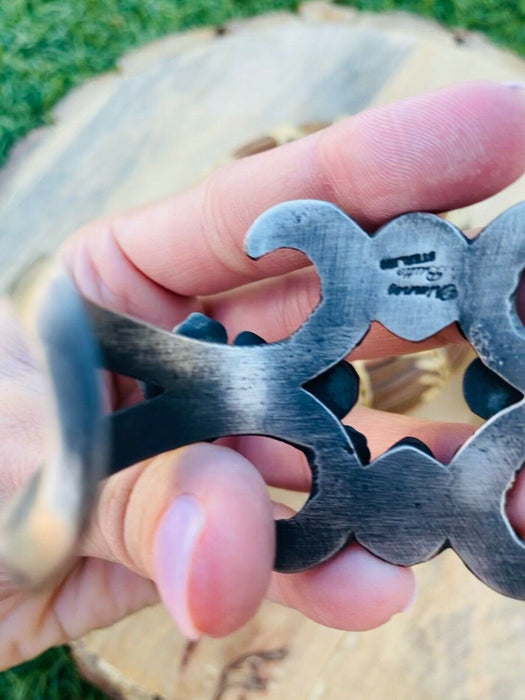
left=2, top=2, right=525, bottom=698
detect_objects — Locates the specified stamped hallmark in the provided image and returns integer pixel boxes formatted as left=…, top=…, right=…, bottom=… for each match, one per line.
left=380, top=250, right=436, bottom=269
left=396, top=265, right=444, bottom=281
left=387, top=282, right=458, bottom=301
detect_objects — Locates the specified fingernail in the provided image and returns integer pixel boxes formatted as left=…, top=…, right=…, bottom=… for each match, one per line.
left=155, top=494, right=204, bottom=639
left=503, top=81, right=525, bottom=90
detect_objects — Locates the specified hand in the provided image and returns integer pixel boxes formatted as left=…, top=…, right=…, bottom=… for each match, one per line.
left=1, top=82, right=525, bottom=669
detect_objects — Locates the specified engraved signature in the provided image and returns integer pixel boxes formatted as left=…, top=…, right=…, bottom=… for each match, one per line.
left=396, top=265, right=444, bottom=281
left=387, top=282, right=458, bottom=301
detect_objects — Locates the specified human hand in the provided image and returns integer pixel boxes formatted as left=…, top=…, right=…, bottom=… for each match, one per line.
left=1, top=81, right=525, bottom=669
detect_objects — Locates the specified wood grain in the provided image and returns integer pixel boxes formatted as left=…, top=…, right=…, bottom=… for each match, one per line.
left=73, top=546, right=525, bottom=700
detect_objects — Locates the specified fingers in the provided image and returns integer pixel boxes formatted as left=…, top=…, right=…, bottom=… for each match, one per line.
left=205, top=266, right=464, bottom=358
left=507, top=468, right=525, bottom=539
left=80, top=440, right=418, bottom=636
left=0, top=559, right=158, bottom=670
left=62, top=82, right=525, bottom=311
left=224, top=406, right=475, bottom=491
left=268, top=542, right=416, bottom=631
left=81, top=444, right=275, bottom=638
left=266, top=502, right=415, bottom=630
left=61, top=224, right=201, bottom=328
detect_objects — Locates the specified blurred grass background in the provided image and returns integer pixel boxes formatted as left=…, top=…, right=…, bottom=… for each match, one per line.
left=1, top=0, right=525, bottom=168
left=0, top=0, right=523, bottom=697
left=0, top=647, right=107, bottom=700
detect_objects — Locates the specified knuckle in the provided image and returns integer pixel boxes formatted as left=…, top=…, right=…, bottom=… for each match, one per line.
left=63, top=214, right=140, bottom=314
left=200, top=165, right=256, bottom=282
left=96, top=463, right=150, bottom=574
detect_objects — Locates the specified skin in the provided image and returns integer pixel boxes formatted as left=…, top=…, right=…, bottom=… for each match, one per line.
left=1, top=81, right=525, bottom=669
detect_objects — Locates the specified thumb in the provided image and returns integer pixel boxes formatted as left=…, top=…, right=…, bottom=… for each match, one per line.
left=81, top=443, right=275, bottom=638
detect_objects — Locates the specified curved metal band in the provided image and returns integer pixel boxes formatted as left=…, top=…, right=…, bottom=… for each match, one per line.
left=0, top=275, right=106, bottom=588
left=3, top=200, right=525, bottom=598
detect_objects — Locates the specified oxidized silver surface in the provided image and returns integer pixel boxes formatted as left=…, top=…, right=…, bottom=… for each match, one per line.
left=2, top=200, right=525, bottom=597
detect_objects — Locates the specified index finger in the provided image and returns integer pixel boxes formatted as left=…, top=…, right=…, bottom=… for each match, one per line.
left=62, top=82, right=525, bottom=310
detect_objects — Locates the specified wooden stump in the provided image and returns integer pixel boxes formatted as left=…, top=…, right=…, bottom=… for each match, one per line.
left=2, top=2, right=525, bottom=698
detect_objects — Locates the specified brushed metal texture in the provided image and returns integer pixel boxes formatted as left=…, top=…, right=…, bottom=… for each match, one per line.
left=4, top=200, right=524, bottom=597
left=87, top=200, right=525, bottom=598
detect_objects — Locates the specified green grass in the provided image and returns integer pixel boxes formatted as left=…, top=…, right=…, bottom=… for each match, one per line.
left=0, top=0, right=524, bottom=168
left=0, top=0, right=523, bottom=697
left=0, top=647, right=108, bottom=700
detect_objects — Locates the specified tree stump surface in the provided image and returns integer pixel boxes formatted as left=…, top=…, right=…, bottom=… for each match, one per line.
left=2, top=2, right=525, bottom=698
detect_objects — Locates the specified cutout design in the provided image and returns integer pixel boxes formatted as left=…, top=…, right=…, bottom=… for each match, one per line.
left=6, top=201, right=524, bottom=595
left=87, top=200, right=525, bottom=599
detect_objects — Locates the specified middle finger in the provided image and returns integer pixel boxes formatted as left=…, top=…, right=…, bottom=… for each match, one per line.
left=205, top=264, right=464, bottom=360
